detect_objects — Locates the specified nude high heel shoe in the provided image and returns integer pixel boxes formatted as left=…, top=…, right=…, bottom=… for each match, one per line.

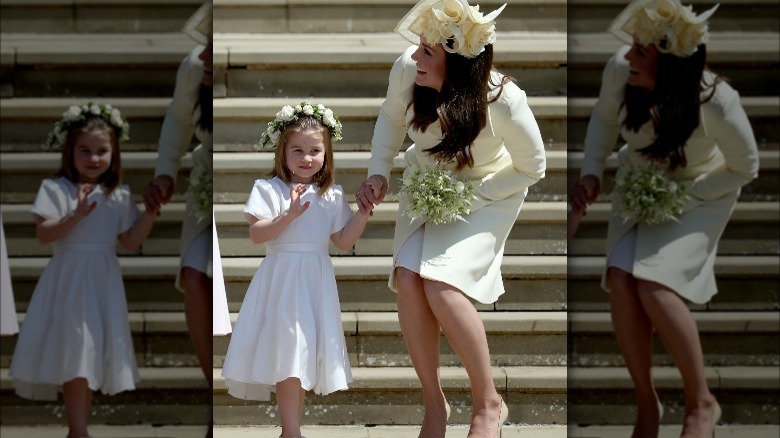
left=496, top=398, right=508, bottom=438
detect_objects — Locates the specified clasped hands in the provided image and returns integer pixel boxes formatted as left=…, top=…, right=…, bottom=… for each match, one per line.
left=355, top=174, right=388, bottom=216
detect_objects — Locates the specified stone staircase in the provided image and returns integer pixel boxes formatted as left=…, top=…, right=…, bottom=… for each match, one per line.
left=0, top=0, right=211, bottom=432
left=212, top=0, right=568, bottom=430
left=566, top=0, right=780, bottom=432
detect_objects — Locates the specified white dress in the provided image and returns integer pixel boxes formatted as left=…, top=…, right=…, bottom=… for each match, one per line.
left=221, top=177, right=354, bottom=400
left=1, top=208, right=19, bottom=335
left=212, top=213, right=231, bottom=335
left=9, top=177, right=140, bottom=400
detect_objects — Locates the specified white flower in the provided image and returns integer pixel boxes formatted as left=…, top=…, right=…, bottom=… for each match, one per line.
left=322, top=109, right=337, bottom=127
left=302, top=104, right=314, bottom=115
left=56, top=131, right=67, bottom=145
left=110, top=109, right=123, bottom=127
left=268, top=129, right=280, bottom=144
left=277, top=105, right=295, bottom=121
left=90, top=104, right=101, bottom=115
left=105, top=104, right=112, bottom=110
left=455, top=181, right=465, bottom=193
left=317, top=104, right=325, bottom=111
left=295, top=104, right=302, bottom=112
left=624, top=0, right=717, bottom=57
left=63, top=106, right=82, bottom=122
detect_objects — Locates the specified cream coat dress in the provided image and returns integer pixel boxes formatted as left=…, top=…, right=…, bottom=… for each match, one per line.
left=580, top=46, right=760, bottom=304
left=155, top=46, right=213, bottom=291
left=368, top=46, right=547, bottom=304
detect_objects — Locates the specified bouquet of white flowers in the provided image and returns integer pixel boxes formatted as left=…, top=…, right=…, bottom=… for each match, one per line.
left=615, top=165, right=687, bottom=225
left=189, top=170, right=212, bottom=222
left=398, top=165, right=477, bottom=225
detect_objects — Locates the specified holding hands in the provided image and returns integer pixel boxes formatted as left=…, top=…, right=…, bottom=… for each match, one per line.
left=568, top=175, right=601, bottom=239
left=356, top=174, right=388, bottom=215
left=143, top=174, right=175, bottom=216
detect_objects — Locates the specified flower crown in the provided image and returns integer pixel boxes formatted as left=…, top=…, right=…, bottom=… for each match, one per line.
left=396, top=0, right=506, bottom=59
left=258, top=100, right=343, bottom=149
left=609, top=0, right=719, bottom=58
left=45, top=101, right=130, bottom=151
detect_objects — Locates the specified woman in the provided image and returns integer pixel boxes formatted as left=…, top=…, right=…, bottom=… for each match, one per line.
left=142, top=0, right=218, bottom=387
left=357, top=1, right=547, bottom=437
left=569, top=0, right=759, bottom=436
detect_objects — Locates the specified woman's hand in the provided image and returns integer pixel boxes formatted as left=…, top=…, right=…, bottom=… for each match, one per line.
left=569, top=175, right=601, bottom=214
left=143, top=174, right=175, bottom=216
left=288, top=183, right=310, bottom=218
left=356, top=174, right=388, bottom=215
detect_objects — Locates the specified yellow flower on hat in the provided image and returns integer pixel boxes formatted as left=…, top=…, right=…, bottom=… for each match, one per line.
left=396, top=0, right=506, bottom=59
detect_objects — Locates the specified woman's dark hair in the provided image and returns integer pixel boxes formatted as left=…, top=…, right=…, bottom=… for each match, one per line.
left=196, top=83, right=213, bottom=133
left=56, top=116, right=123, bottom=195
left=623, top=43, right=724, bottom=170
left=409, top=43, right=512, bottom=170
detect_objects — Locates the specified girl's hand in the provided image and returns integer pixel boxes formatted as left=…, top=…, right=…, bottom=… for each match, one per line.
left=74, top=183, right=98, bottom=218
left=288, top=183, right=310, bottom=218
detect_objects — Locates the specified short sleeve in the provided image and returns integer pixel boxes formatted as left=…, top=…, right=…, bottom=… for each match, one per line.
left=243, top=179, right=281, bottom=222
left=116, top=185, right=140, bottom=234
left=31, top=178, right=68, bottom=220
left=328, top=185, right=354, bottom=234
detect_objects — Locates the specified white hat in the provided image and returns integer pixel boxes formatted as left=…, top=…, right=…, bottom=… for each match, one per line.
left=182, top=1, right=212, bottom=45
left=608, top=0, right=718, bottom=57
left=395, top=0, right=506, bottom=58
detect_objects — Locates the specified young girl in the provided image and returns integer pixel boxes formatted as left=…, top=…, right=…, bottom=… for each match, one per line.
left=8, top=102, right=157, bottom=438
left=221, top=101, right=370, bottom=438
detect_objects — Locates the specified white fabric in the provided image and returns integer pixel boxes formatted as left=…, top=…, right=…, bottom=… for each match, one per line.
left=581, top=46, right=759, bottom=303
left=395, top=225, right=424, bottom=274
left=1, top=209, right=19, bottom=336
left=9, top=178, right=140, bottom=400
left=221, top=178, right=354, bottom=400
left=368, top=46, right=546, bottom=304
left=155, top=47, right=213, bottom=291
left=182, top=225, right=209, bottom=273
left=212, top=215, right=231, bottom=335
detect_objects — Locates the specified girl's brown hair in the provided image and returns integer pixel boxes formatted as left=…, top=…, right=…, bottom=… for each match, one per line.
left=56, top=116, right=123, bottom=195
left=409, top=43, right=512, bottom=171
left=623, top=43, right=724, bottom=170
left=270, top=116, right=335, bottom=196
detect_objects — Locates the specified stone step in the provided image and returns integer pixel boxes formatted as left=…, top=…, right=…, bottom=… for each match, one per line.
left=568, top=311, right=780, bottom=367
left=567, top=150, right=780, bottom=202
left=213, top=311, right=567, bottom=368
left=213, top=365, right=567, bottom=425
left=0, top=425, right=208, bottom=438
left=567, top=366, right=779, bottom=425
left=0, top=34, right=196, bottom=97
left=567, top=256, right=780, bottom=312
left=0, top=97, right=188, bottom=150
left=568, top=32, right=780, bottom=97
left=216, top=425, right=569, bottom=438
left=0, top=367, right=210, bottom=426
left=1, top=311, right=197, bottom=368
left=569, top=425, right=780, bottom=438
left=0, top=151, right=193, bottom=203
left=566, top=96, right=780, bottom=151
left=213, top=31, right=566, bottom=97
left=220, top=255, right=568, bottom=312
left=2, top=202, right=188, bottom=256
left=6, top=256, right=184, bottom=312
left=213, top=149, right=567, bottom=203
left=0, top=0, right=203, bottom=34
left=568, top=0, right=780, bottom=33
left=216, top=201, right=566, bottom=257
left=570, top=201, right=780, bottom=256
left=214, top=0, right=566, bottom=34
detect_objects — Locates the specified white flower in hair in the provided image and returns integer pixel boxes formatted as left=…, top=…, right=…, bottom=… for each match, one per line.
left=277, top=105, right=295, bottom=121
left=610, top=0, right=718, bottom=58
left=45, top=101, right=130, bottom=151
left=258, top=100, right=343, bottom=148
left=63, top=106, right=81, bottom=122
